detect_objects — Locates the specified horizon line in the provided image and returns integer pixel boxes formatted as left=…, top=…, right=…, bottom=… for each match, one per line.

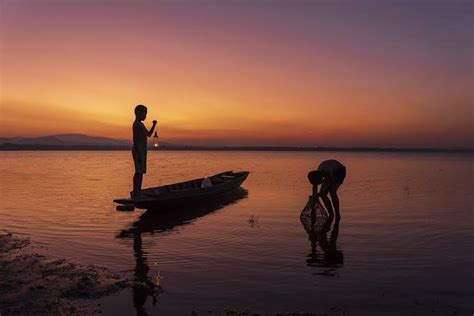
left=1, top=143, right=473, bottom=153
left=0, top=133, right=473, bottom=151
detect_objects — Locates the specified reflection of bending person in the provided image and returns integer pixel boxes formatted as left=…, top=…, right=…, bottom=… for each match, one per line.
left=300, top=203, right=343, bottom=275
left=317, top=221, right=344, bottom=268
left=133, top=230, right=160, bottom=316
left=307, top=160, right=346, bottom=222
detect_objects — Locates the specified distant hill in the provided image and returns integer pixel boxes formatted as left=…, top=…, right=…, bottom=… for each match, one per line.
left=0, top=134, right=131, bottom=147
left=0, top=134, right=180, bottom=150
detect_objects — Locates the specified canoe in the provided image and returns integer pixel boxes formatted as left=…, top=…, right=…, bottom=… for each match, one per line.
left=114, top=170, right=249, bottom=209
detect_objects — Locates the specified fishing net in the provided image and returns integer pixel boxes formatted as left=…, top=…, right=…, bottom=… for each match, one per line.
left=300, top=196, right=329, bottom=235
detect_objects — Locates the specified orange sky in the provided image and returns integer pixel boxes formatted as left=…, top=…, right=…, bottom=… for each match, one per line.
left=1, top=1, right=472, bottom=147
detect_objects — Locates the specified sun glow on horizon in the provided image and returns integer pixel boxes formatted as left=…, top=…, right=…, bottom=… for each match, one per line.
left=1, top=1, right=472, bottom=147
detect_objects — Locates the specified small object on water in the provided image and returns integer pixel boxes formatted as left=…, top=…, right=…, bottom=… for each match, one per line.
left=248, top=214, right=260, bottom=227
left=116, top=204, right=135, bottom=212
left=404, top=185, right=410, bottom=196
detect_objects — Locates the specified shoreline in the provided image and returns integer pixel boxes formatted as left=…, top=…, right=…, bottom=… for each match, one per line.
left=0, top=233, right=131, bottom=315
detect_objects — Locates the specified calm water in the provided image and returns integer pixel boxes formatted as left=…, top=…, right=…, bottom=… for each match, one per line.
left=1, top=151, right=473, bottom=315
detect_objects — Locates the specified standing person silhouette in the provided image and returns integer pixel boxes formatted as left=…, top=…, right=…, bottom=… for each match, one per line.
left=132, top=104, right=157, bottom=201
left=307, top=160, right=346, bottom=222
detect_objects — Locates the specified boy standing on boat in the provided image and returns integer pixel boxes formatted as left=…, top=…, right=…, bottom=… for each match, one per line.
left=132, top=104, right=157, bottom=201
left=307, top=159, right=346, bottom=222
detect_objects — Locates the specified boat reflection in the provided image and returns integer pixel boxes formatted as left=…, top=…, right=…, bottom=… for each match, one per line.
left=300, top=199, right=344, bottom=277
left=118, top=188, right=248, bottom=237
left=117, top=188, right=248, bottom=315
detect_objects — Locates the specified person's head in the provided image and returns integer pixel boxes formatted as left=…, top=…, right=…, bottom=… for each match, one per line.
left=307, top=170, right=323, bottom=186
left=134, top=104, right=147, bottom=121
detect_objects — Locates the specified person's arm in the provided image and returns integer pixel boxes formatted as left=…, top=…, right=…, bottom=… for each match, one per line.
left=309, top=184, right=318, bottom=205
left=318, top=182, right=328, bottom=197
left=145, top=120, right=157, bottom=137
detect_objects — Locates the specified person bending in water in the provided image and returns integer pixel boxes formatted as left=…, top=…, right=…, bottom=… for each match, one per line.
left=132, top=104, right=157, bottom=201
left=307, top=160, right=346, bottom=222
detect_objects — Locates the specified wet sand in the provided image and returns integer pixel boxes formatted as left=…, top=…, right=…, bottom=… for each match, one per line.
left=0, top=233, right=131, bottom=315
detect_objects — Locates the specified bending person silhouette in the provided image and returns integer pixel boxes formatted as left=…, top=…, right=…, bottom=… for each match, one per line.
left=307, top=159, right=346, bottom=222
left=132, top=104, right=157, bottom=201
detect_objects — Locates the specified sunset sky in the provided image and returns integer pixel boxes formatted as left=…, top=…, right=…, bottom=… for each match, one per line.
left=1, top=0, right=472, bottom=147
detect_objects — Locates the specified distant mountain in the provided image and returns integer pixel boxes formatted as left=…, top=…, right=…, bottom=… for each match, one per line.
left=0, top=133, right=180, bottom=148
left=0, top=134, right=131, bottom=147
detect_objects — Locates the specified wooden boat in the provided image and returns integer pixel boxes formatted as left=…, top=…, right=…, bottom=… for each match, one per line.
left=114, top=170, right=249, bottom=209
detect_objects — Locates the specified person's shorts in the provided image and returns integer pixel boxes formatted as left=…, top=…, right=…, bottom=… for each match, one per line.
left=334, top=166, right=346, bottom=185
left=132, top=145, right=147, bottom=174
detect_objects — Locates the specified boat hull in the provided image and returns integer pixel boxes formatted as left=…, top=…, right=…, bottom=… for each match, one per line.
left=114, top=171, right=249, bottom=210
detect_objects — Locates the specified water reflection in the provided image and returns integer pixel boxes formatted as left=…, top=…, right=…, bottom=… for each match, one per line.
left=300, top=199, right=344, bottom=277
left=132, top=230, right=160, bottom=315
left=117, top=188, right=248, bottom=315
left=119, top=188, right=248, bottom=237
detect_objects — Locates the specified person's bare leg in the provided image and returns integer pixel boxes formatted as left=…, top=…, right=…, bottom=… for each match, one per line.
left=331, top=193, right=340, bottom=223
left=321, top=194, right=334, bottom=220
left=330, top=186, right=341, bottom=223
left=133, top=173, right=143, bottom=200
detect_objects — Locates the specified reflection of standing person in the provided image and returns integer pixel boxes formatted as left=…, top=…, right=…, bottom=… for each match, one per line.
left=133, top=230, right=159, bottom=316
left=307, top=160, right=346, bottom=222
left=132, top=105, right=157, bottom=201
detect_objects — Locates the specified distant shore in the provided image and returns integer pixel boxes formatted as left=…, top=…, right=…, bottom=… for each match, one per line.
left=1, top=143, right=472, bottom=153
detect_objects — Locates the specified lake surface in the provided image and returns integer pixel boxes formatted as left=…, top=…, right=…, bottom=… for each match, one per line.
left=1, top=151, right=473, bottom=315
